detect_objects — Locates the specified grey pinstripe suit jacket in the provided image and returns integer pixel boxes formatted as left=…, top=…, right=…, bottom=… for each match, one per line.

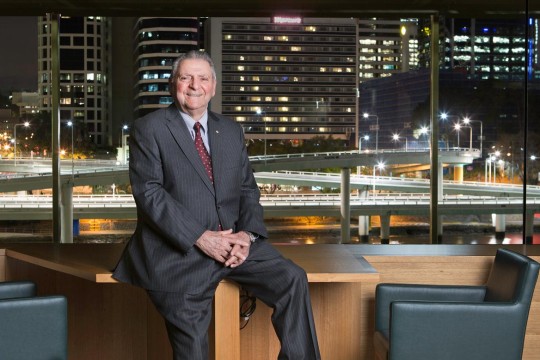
left=112, top=104, right=281, bottom=293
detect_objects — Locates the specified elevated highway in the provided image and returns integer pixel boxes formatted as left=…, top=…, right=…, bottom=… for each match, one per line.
left=1, top=193, right=538, bottom=220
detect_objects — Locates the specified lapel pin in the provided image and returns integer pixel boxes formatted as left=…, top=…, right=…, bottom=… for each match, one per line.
left=216, top=130, right=219, bottom=134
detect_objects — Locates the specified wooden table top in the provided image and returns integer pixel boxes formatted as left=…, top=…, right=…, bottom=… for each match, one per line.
left=3, top=243, right=379, bottom=284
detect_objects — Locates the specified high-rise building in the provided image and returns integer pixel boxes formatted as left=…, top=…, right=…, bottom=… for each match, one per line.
left=418, top=17, right=535, bottom=81
left=133, top=17, right=202, bottom=119
left=207, top=17, right=357, bottom=141
left=37, top=15, right=111, bottom=147
left=357, top=18, right=419, bottom=83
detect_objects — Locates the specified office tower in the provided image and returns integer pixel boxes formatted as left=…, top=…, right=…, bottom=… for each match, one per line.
left=133, top=17, right=202, bottom=119
left=37, top=15, right=111, bottom=147
left=418, top=17, right=534, bottom=81
left=207, top=17, right=357, bottom=141
left=357, top=18, right=419, bottom=83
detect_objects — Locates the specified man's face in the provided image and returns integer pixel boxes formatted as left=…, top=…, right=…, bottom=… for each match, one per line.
left=174, top=58, right=216, bottom=119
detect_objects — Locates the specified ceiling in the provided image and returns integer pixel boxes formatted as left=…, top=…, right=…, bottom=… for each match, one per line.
left=0, top=0, right=537, bottom=18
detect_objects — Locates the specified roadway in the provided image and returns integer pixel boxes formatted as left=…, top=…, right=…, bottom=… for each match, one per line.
left=1, top=193, right=539, bottom=220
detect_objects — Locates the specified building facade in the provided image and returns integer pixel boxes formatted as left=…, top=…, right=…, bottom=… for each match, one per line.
left=133, top=17, right=202, bottom=119
left=37, top=15, right=111, bottom=147
left=207, top=17, right=357, bottom=141
left=357, top=18, right=419, bottom=83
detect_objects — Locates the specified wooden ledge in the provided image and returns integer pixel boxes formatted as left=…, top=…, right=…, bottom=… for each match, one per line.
left=2, top=243, right=379, bottom=284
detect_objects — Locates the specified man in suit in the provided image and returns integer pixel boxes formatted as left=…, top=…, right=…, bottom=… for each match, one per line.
left=113, top=50, right=321, bottom=360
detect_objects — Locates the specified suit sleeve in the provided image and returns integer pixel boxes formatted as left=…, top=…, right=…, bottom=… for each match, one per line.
left=129, top=117, right=206, bottom=253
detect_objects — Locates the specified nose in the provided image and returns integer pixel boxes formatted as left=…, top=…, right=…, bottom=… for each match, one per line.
left=189, top=77, right=200, bottom=89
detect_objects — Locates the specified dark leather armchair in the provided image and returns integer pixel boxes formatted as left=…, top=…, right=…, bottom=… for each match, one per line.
left=0, top=281, right=68, bottom=360
left=374, top=248, right=540, bottom=360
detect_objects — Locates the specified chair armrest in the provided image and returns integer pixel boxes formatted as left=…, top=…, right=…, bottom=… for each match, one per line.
left=375, top=283, right=486, bottom=335
left=389, top=301, right=526, bottom=360
left=0, top=295, right=68, bottom=360
left=0, top=281, right=36, bottom=299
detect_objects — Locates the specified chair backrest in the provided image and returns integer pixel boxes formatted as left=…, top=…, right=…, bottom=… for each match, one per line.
left=484, top=248, right=540, bottom=304
left=0, top=281, right=36, bottom=300
left=0, top=295, right=68, bottom=360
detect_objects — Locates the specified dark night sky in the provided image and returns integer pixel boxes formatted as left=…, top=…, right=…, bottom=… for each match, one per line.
left=0, top=17, right=38, bottom=94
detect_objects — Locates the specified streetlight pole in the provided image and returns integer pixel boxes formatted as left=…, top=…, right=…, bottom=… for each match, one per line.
left=363, top=113, right=379, bottom=152
left=13, top=121, right=30, bottom=165
left=67, top=121, right=74, bottom=178
left=122, top=125, right=129, bottom=165
left=255, top=108, right=267, bottom=157
left=462, top=117, right=483, bottom=156
left=454, top=123, right=461, bottom=148
left=359, top=134, right=369, bottom=152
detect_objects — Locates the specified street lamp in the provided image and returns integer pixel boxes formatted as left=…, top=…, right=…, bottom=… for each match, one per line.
left=359, top=134, right=369, bottom=152
left=13, top=121, right=30, bottom=165
left=453, top=123, right=463, bottom=148
left=419, top=126, right=429, bottom=148
left=455, top=122, right=472, bottom=151
left=462, top=117, right=483, bottom=155
left=392, top=133, right=408, bottom=151
left=363, top=113, right=379, bottom=152
left=67, top=121, right=74, bottom=177
left=121, top=125, right=129, bottom=165
left=255, top=108, right=268, bottom=157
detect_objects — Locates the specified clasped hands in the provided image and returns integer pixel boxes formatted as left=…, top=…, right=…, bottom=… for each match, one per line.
left=195, top=229, right=251, bottom=268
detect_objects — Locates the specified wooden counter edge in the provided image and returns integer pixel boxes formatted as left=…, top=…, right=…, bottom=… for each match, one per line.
left=5, top=248, right=117, bottom=283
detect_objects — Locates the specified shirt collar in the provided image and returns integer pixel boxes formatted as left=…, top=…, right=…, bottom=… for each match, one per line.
left=179, top=109, right=209, bottom=133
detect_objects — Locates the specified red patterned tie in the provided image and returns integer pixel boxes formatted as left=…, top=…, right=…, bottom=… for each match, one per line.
left=193, top=122, right=214, bottom=183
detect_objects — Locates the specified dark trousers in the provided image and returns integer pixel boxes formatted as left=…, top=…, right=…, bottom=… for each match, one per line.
left=147, top=255, right=321, bottom=360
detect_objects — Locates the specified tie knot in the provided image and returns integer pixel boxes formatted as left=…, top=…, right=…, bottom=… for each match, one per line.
left=194, top=122, right=202, bottom=133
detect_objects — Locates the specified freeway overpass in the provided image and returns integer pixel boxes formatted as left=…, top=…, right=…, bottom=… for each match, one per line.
left=1, top=193, right=538, bottom=220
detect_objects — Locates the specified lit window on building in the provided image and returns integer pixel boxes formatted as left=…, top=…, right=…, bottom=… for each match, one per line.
left=253, top=76, right=260, bottom=81
left=279, top=127, right=287, bottom=132
left=319, top=127, right=327, bottom=132
left=240, top=86, right=245, bottom=91
left=236, top=116, right=246, bottom=121
left=305, top=26, right=317, bottom=32
left=237, top=65, right=245, bottom=71
left=87, top=73, right=95, bottom=81
left=60, top=98, right=72, bottom=105
left=224, top=34, right=232, bottom=40
left=265, top=66, right=272, bottom=71
left=265, top=96, right=272, bottom=101
left=278, top=96, right=289, bottom=102
left=264, top=56, right=273, bottom=61
left=347, top=108, right=352, bottom=113
left=240, top=76, right=245, bottom=81
left=280, top=56, right=287, bottom=61
left=280, top=117, right=289, bottom=122
left=253, top=86, right=260, bottom=91
left=333, top=68, right=343, bottom=72
left=278, top=36, right=289, bottom=41
left=279, top=107, right=289, bottom=112
left=264, top=36, right=273, bottom=41
left=359, top=39, right=377, bottom=45
left=240, top=56, right=245, bottom=61
left=235, top=106, right=242, bottom=111
left=291, top=46, right=302, bottom=51
left=293, top=77, right=299, bottom=82
left=493, top=36, right=510, bottom=44
left=292, top=117, right=300, bottom=122
left=320, top=67, right=327, bottom=72
left=251, top=97, right=261, bottom=102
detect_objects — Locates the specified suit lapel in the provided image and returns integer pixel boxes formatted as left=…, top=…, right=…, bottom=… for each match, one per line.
left=164, top=105, right=215, bottom=195
left=208, top=112, right=225, bottom=188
